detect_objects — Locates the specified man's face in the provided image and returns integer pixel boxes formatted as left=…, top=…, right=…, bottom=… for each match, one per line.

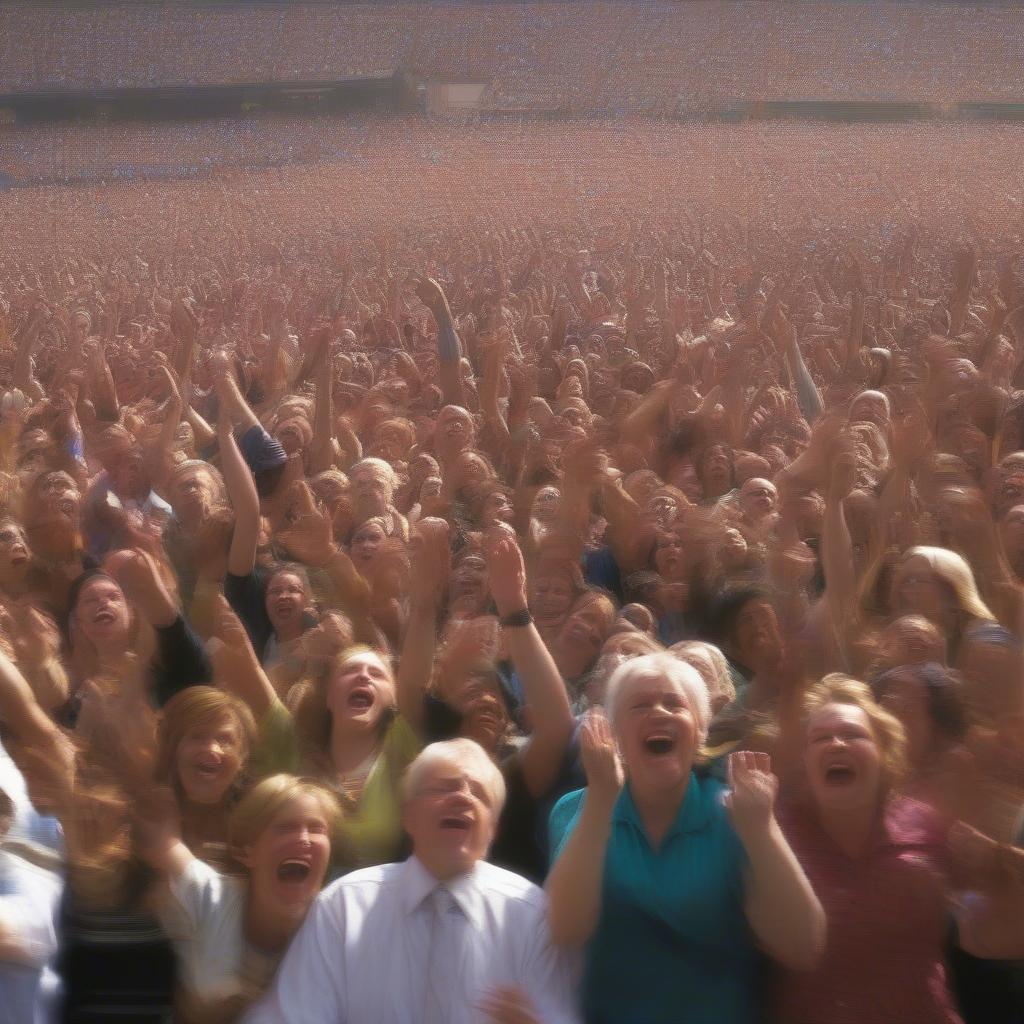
left=740, top=478, right=777, bottom=520
left=402, top=758, right=499, bottom=879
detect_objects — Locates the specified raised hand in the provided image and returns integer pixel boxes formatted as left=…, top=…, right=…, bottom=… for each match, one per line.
left=408, top=516, right=451, bottom=609
left=723, top=750, right=778, bottom=842
left=580, top=710, right=624, bottom=805
left=277, top=480, right=339, bottom=567
left=482, top=523, right=527, bottom=617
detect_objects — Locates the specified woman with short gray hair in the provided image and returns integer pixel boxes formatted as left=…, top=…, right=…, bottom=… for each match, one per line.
left=546, top=653, right=825, bottom=1024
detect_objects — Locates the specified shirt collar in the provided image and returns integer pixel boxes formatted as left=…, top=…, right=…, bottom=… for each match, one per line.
left=401, top=855, right=486, bottom=932
left=613, top=771, right=712, bottom=842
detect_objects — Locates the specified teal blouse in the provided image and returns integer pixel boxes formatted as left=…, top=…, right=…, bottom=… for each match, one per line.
left=548, top=772, right=763, bottom=1024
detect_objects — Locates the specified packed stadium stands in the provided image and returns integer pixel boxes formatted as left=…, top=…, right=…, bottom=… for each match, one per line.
left=2, top=2, right=1024, bottom=112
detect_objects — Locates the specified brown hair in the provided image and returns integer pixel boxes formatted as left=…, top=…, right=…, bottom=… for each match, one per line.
left=155, top=687, right=257, bottom=797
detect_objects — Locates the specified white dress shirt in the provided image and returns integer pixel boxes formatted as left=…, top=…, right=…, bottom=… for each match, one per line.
left=244, top=856, right=580, bottom=1024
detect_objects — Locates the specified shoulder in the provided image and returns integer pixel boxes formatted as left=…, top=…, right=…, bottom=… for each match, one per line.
left=474, top=860, right=546, bottom=909
left=321, top=861, right=404, bottom=901
left=549, top=787, right=586, bottom=835
left=885, top=794, right=947, bottom=849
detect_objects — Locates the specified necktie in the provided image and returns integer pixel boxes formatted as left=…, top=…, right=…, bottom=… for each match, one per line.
left=424, top=885, right=464, bottom=1024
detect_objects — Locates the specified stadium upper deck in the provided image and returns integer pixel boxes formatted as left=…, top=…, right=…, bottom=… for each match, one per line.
left=2, top=2, right=1024, bottom=111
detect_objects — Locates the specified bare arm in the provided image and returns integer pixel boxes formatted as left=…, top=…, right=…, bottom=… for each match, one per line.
left=546, top=713, right=621, bottom=947
left=727, top=752, right=826, bottom=971
left=396, top=519, right=450, bottom=733
left=484, top=527, right=574, bottom=798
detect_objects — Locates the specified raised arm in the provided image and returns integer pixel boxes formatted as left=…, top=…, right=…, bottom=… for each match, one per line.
left=416, top=276, right=465, bottom=408
left=484, top=526, right=574, bottom=798
left=216, top=378, right=260, bottom=578
left=546, top=712, right=622, bottom=946
left=725, top=751, right=826, bottom=971
left=207, top=596, right=277, bottom=720
left=396, top=518, right=450, bottom=733
left=309, top=329, right=336, bottom=476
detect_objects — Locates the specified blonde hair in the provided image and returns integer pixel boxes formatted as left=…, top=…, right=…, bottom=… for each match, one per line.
left=896, top=546, right=995, bottom=622
left=228, top=773, right=340, bottom=855
left=802, top=674, right=907, bottom=785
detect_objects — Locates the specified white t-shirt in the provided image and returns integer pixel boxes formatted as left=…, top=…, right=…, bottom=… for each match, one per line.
left=160, top=858, right=279, bottom=1017
left=0, top=850, right=62, bottom=1024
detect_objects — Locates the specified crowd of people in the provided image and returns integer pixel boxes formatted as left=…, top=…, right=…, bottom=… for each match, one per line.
left=4, top=1, right=1024, bottom=110
left=0, top=105, right=1022, bottom=1023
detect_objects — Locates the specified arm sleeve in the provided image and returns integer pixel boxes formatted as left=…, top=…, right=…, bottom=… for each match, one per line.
left=225, top=570, right=273, bottom=659
left=0, top=865, right=61, bottom=969
left=547, top=789, right=585, bottom=865
left=519, top=895, right=583, bottom=1024
left=437, top=318, right=462, bottom=366
left=153, top=615, right=213, bottom=707
left=786, top=344, right=824, bottom=423
left=243, top=891, right=347, bottom=1024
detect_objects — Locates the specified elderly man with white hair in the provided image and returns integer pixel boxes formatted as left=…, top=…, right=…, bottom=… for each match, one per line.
left=546, top=653, right=825, bottom=1024
left=245, top=739, right=579, bottom=1024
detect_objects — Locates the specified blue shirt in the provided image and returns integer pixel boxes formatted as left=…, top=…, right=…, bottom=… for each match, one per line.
left=548, top=773, right=762, bottom=1024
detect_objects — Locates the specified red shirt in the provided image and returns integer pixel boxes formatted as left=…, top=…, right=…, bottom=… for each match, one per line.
left=776, top=795, right=962, bottom=1024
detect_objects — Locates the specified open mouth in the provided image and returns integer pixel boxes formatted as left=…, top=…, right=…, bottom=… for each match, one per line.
left=347, top=686, right=374, bottom=711
left=824, top=763, right=856, bottom=786
left=93, top=609, right=116, bottom=625
left=9, top=550, right=27, bottom=565
left=276, top=859, right=312, bottom=883
left=275, top=601, right=296, bottom=616
left=439, top=816, right=471, bottom=834
left=194, top=759, right=223, bottom=779
left=643, top=733, right=676, bottom=756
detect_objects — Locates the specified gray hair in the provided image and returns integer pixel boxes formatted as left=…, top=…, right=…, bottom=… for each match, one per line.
left=604, top=653, right=711, bottom=741
left=350, top=457, right=399, bottom=493
left=670, top=641, right=736, bottom=710
left=402, top=739, right=506, bottom=813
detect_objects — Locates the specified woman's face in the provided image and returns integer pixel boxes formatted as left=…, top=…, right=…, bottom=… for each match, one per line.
left=266, top=572, right=307, bottom=635
left=326, top=652, right=396, bottom=733
left=351, top=522, right=386, bottom=571
left=733, top=598, right=784, bottom=672
left=450, top=553, right=489, bottom=616
left=615, top=670, right=699, bottom=792
left=240, top=793, right=332, bottom=922
left=480, top=490, right=514, bottom=527
left=558, top=596, right=614, bottom=668
left=170, top=467, right=213, bottom=523
left=454, top=674, right=510, bottom=752
left=529, top=569, right=575, bottom=626
left=75, top=577, right=131, bottom=648
left=654, top=525, right=687, bottom=580
left=0, top=522, right=30, bottom=577
left=891, top=556, right=955, bottom=622
left=532, top=486, right=561, bottom=523
left=175, top=713, right=246, bottom=805
left=804, top=703, right=883, bottom=814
